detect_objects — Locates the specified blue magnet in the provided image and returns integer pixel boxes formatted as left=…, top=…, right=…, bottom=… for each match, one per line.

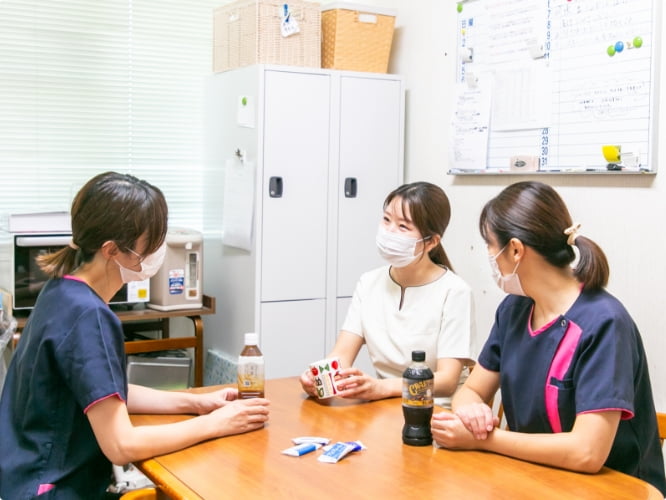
left=614, top=41, right=624, bottom=53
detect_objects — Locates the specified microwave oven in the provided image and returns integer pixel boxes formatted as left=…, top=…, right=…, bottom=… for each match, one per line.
left=7, top=233, right=149, bottom=311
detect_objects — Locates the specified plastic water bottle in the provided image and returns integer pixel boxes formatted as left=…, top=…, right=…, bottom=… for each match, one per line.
left=402, top=350, right=434, bottom=446
left=237, top=332, right=264, bottom=399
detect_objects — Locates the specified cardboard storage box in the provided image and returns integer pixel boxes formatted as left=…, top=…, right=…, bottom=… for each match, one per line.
left=321, top=2, right=396, bottom=73
left=213, top=0, right=321, bottom=72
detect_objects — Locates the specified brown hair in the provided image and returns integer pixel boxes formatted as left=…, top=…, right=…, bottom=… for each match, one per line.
left=384, top=181, right=453, bottom=270
left=479, top=181, right=609, bottom=290
left=37, top=171, right=168, bottom=278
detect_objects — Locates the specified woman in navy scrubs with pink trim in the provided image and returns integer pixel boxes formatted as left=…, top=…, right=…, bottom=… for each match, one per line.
left=431, top=181, right=666, bottom=496
left=0, top=172, right=269, bottom=499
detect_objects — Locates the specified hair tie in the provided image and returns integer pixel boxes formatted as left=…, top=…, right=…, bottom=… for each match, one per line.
left=564, top=223, right=581, bottom=246
left=68, top=239, right=79, bottom=250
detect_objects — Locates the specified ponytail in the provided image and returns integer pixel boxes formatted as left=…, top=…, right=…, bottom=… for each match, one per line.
left=572, top=236, right=609, bottom=290
left=36, top=245, right=82, bottom=279
left=429, top=244, right=453, bottom=271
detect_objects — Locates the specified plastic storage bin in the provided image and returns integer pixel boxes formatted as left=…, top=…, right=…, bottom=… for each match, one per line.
left=213, top=0, right=321, bottom=72
left=321, top=2, right=396, bottom=73
left=127, top=351, right=192, bottom=390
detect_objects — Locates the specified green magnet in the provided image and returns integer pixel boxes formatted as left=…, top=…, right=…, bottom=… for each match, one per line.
left=457, top=3, right=463, bottom=13
left=607, top=45, right=616, bottom=56
left=633, top=36, right=643, bottom=48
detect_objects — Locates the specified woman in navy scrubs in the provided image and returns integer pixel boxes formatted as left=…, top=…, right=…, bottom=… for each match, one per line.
left=431, top=181, right=665, bottom=496
left=0, top=172, right=270, bottom=499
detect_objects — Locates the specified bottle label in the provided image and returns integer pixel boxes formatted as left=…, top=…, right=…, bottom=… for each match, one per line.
left=402, top=377, right=433, bottom=408
left=238, top=356, right=265, bottom=392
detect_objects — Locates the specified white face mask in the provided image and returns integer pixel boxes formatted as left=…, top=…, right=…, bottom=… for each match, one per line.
left=376, top=226, right=429, bottom=268
left=489, top=245, right=526, bottom=296
left=116, top=242, right=167, bottom=283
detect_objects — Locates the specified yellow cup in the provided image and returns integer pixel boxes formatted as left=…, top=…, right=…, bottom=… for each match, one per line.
left=602, top=145, right=621, bottom=163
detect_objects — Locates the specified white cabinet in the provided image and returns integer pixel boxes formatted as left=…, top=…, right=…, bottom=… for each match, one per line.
left=203, top=65, right=404, bottom=378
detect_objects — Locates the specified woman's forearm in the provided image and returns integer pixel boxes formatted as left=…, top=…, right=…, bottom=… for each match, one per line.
left=127, top=384, right=198, bottom=414
left=475, top=411, right=620, bottom=473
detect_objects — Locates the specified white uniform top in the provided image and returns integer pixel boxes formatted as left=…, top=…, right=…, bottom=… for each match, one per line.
left=341, top=265, right=476, bottom=407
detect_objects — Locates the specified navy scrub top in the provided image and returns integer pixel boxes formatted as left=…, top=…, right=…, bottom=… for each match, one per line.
left=0, top=277, right=128, bottom=499
left=478, top=288, right=666, bottom=496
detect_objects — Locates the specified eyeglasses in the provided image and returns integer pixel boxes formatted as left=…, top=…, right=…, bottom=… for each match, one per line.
left=124, top=247, right=145, bottom=264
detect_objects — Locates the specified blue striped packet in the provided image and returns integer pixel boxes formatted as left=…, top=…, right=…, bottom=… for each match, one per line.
left=317, top=441, right=366, bottom=463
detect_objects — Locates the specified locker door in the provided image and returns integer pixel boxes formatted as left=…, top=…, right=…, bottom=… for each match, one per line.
left=337, top=77, right=403, bottom=297
left=260, top=299, right=326, bottom=378
left=261, top=70, right=330, bottom=302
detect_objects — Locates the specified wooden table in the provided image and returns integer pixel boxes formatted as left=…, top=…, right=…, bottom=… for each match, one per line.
left=130, top=377, right=663, bottom=499
left=14, top=295, right=215, bottom=387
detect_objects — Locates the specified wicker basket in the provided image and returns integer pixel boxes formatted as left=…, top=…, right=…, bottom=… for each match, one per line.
left=213, top=0, right=321, bottom=73
left=321, top=3, right=396, bottom=73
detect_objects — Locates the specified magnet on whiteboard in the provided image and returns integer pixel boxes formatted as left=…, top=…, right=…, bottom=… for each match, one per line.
left=465, top=72, right=478, bottom=88
left=461, top=47, right=474, bottom=63
left=509, top=155, right=540, bottom=172
left=621, top=152, right=640, bottom=168
left=527, top=38, right=545, bottom=59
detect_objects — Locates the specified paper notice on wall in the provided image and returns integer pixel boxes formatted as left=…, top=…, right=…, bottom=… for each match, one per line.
left=450, top=77, right=491, bottom=170
left=237, top=95, right=255, bottom=128
left=222, top=158, right=255, bottom=251
left=491, top=61, right=552, bottom=131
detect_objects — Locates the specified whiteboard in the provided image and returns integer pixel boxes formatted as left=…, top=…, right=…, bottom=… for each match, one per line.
left=450, top=0, right=659, bottom=174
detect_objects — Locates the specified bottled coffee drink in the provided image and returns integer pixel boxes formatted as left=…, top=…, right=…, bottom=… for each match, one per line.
left=402, top=350, right=434, bottom=446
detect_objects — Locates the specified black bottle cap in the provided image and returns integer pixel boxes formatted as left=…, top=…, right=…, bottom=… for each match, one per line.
left=411, top=350, right=426, bottom=362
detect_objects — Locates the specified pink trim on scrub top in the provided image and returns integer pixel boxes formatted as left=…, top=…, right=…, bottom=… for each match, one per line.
left=37, top=483, right=55, bottom=495
left=544, top=321, right=583, bottom=433
left=63, top=275, right=86, bottom=283
left=83, top=392, right=125, bottom=414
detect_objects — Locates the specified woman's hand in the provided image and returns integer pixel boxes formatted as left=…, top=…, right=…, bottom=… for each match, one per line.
left=300, top=368, right=318, bottom=397
left=431, top=411, right=480, bottom=450
left=194, top=387, right=240, bottom=415
left=209, top=398, right=270, bottom=436
left=334, top=367, right=388, bottom=401
left=454, top=402, right=499, bottom=440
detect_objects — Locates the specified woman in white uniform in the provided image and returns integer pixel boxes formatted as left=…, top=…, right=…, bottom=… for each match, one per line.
left=300, top=182, right=476, bottom=406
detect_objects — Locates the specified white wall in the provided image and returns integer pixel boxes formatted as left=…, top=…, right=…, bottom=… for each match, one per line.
left=386, top=2, right=666, bottom=411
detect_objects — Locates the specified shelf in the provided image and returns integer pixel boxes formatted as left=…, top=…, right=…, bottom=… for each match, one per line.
left=14, top=295, right=216, bottom=330
left=13, top=295, right=216, bottom=387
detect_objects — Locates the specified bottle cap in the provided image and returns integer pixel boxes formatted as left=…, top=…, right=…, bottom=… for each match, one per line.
left=411, top=350, right=426, bottom=362
left=244, top=332, right=259, bottom=345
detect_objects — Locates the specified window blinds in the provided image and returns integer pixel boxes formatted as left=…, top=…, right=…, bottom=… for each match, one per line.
left=0, top=0, right=223, bottom=231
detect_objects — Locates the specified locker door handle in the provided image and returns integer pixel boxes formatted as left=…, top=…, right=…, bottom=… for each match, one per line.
left=344, top=177, right=357, bottom=198
left=269, top=176, right=283, bottom=198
